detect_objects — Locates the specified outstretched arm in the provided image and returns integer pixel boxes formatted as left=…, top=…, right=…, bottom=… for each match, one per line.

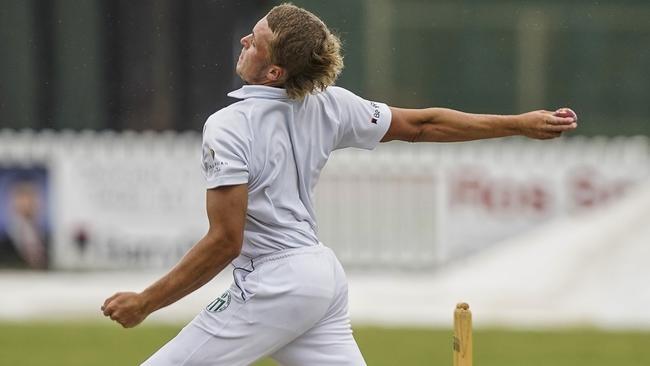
left=381, top=107, right=578, bottom=143
left=101, top=184, right=247, bottom=328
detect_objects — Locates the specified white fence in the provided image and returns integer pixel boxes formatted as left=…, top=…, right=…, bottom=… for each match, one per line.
left=0, top=129, right=648, bottom=270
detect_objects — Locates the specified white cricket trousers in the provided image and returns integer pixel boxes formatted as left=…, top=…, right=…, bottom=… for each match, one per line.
left=141, top=245, right=367, bottom=366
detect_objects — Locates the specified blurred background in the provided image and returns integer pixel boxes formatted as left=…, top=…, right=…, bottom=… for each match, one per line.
left=1, top=0, right=649, bottom=365
left=2, top=0, right=650, bottom=134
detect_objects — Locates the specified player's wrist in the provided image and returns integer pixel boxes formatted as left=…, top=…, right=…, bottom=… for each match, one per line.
left=138, top=290, right=156, bottom=314
left=505, top=114, right=524, bottom=135
left=486, top=114, right=521, bottom=136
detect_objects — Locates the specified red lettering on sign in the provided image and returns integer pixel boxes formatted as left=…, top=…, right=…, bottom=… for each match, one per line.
left=569, top=167, right=632, bottom=210
left=450, top=167, right=551, bottom=216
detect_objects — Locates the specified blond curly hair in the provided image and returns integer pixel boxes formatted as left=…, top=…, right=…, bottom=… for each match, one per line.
left=266, top=4, right=344, bottom=99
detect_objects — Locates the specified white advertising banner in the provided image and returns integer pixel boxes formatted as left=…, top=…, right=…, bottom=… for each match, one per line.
left=0, top=130, right=648, bottom=270
left=317, top=137, right=650, bottom=266
left=50, top=132, right=207, bottom=269
left=435, top=138, right=650, bottom=261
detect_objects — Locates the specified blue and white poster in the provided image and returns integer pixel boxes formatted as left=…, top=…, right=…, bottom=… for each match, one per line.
left=0, top=165, right=50, bottom=269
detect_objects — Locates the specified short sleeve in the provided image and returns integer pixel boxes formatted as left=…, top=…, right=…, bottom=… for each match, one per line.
left=330, top=87, right=392, bottom=150
left=201, top=113, right=250, bottom=189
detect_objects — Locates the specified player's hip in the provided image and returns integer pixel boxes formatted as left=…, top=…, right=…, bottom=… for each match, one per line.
left=230, top=244, right=344, bottom=301
left=197, top=244, right=346, bottom=334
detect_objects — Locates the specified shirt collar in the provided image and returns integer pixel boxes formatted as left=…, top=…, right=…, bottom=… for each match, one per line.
left=227, top=85, right=288, bottom=100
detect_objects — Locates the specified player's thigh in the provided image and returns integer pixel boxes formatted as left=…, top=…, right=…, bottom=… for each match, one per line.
left=140, top=319, right=295, bottom=366
left=271, top=289, right=366, bottom=366
left=271, top=330, right=366, bottom=366
left=140, top=286, right=293, bottom=366
left=271, top=247, right=366, bottom=365
left=141, top=259, right=336, bottom=365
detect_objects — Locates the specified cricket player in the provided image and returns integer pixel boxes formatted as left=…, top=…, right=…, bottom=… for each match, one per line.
left=102, top=3, right=577, bottom=365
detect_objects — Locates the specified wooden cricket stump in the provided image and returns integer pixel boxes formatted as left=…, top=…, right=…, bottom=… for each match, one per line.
left=453, top=302, right=472, bottom=366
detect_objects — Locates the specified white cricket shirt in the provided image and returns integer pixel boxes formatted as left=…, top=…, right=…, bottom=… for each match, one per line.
left=201, top=85, right=391, bottom=259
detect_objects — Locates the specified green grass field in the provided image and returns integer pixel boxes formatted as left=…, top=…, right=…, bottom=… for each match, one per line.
left=1, top=322, right=649, bottom=365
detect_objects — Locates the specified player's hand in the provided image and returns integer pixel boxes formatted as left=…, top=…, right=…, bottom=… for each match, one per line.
left=101, top=291, right=150, bottom=328
left=517, top=108, right=578, bottom=140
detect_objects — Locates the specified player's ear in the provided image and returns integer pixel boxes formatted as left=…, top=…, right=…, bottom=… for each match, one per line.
left=267, top=65, right=286, bottom=83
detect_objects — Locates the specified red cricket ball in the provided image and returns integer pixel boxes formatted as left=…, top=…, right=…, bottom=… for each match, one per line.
left=554, top=108, right=578, bottom=121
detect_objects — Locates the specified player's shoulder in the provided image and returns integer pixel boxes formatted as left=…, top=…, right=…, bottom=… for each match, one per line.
left=203, top=101, right=251, bottom=130
left=315, top=86, right=375, bottom=120
left=321, top=85, right=358, bottom=99
left=317, top=86, right=367, bottom=110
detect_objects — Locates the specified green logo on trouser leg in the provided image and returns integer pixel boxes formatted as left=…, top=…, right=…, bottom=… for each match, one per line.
left=206, top=290, right=231, bottom=313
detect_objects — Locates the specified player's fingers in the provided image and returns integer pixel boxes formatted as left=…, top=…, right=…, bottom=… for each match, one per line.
left=102, top=301, right=114, bottom=314
left=536, top=130, right=562, bottom=140
left=102, top=293, right=121, bottom=309
left=115, top=314, right=135, bottom=328
left=546, top=116, right=575, bottom=125
left=121, top=318, right=135, bottom=328
left=110, top=309, right=122, bottom=321
left=546, top=122, right=577, bottom=132
left=103, top=302, right=117, bottom=317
